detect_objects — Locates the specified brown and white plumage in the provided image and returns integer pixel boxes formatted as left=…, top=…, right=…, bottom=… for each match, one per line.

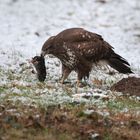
left=41, top=28, right=132, bottom=84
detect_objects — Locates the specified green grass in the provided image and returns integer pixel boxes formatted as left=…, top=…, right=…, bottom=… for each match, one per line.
left=107, top=97, right=140, bottom=111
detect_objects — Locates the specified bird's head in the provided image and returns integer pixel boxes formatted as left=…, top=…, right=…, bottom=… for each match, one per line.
left=41, top=36, right=55, bottom=57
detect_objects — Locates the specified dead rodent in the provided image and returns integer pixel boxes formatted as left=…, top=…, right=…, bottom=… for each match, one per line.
left=31, top=56, right=46, bottom=82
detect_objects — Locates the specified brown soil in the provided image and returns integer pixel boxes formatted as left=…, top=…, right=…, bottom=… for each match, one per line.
left=111, top=77, right=140, bottom=96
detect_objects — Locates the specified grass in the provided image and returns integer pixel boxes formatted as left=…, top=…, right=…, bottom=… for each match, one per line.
left=0, top=65, right=140, bottom=140
left=0, top=101, right=139, bottom=140
left=0, top=128, right=73, bottom=140
left=107, top=97, right=140, bottom=111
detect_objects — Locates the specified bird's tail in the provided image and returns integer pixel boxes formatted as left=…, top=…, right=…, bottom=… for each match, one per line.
left=108, top=52, right=133, bottom=74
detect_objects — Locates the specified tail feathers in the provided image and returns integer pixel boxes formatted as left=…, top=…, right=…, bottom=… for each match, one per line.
left=108, top=54, right=133, bottom=74
left=112, top=53, right=130, bottom=66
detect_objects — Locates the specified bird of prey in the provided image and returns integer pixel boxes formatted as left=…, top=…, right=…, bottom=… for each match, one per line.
left=41, top=28, right=132, bottom=85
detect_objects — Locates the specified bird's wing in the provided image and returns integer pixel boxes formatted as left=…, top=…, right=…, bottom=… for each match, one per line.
left=65, top=40, right=113, bottom=62
left=54, top=28, right=103, bottom=44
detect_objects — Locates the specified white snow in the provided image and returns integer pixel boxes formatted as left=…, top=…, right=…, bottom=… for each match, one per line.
left=91, top=133, right=100, bottom=139
left=0, top=0, right=140, bottom=71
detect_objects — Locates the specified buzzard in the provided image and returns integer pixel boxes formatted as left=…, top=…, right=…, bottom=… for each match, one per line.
left=41, top=28, right=132, bottom=85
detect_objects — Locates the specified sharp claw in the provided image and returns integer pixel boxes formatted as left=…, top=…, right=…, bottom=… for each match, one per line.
left=76, top=80, right=86, bottom=87
left=76, top=80, right=81, bottom=87
left=60, top=78, right=64, bottom=84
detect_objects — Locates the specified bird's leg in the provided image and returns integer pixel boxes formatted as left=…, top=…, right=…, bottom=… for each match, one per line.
left=77, top=72, right=84, bottom=87
left=61, top=70, right=71, bottom=84
left=61, top=64, right=65, bottom=80
left=60, top=65, right=71, bottom=84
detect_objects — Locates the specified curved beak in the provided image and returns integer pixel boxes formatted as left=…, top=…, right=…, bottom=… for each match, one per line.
left=41, top=50, right=46, bottom=57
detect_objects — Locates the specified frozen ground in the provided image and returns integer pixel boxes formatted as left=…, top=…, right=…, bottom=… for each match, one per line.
left=0, top=0, right=140, bottom=106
